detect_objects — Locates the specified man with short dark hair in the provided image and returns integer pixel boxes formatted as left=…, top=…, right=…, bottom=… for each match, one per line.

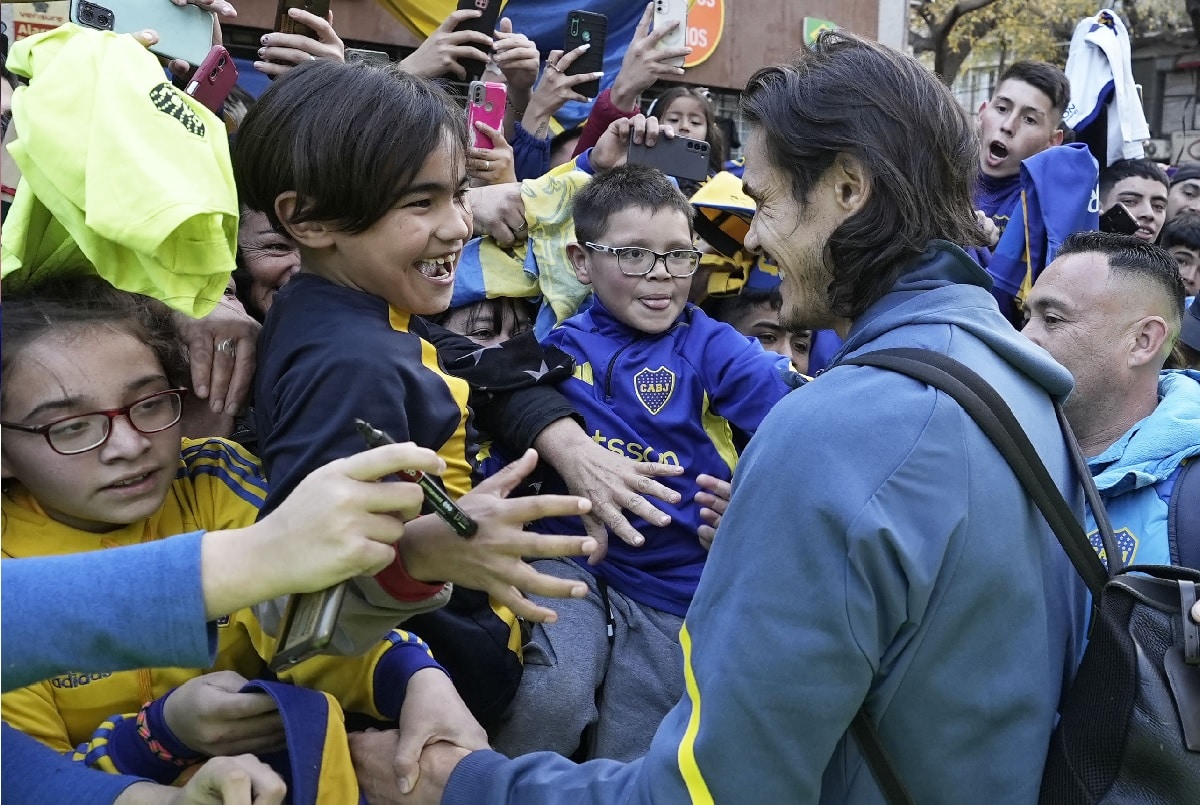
left=1023, top=231, right=1200, bottom=567
left=1098, top=158, right=1170, bottom=243
left=1167, top=164, right=1200, bottom=225
left=349, top=33, right=1090, bottom=805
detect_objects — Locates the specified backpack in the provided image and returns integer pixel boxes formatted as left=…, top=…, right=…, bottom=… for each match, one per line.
left=840, top=348, right=1200, bottom=805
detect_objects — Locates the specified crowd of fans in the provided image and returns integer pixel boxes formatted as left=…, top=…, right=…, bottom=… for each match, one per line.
left=2, top=1, right=1199, bottom=803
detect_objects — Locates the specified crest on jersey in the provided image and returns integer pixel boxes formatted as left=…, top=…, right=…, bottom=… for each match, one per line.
left=634, top=366, right=675, bottom=415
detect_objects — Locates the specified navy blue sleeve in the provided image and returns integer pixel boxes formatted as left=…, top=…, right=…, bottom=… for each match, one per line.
left=511, top=120, right=551, bottom=181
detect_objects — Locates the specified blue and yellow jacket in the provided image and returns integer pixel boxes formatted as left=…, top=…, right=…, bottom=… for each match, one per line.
left=1086, top=369, right=1200, bottom=567
left=0, top=438, right=441, bottom=784
left=536, top=299, right=800, bottom=616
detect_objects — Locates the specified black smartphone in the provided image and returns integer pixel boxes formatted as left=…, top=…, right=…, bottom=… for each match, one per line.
left=564, top=10, right=607, bottom=99
left=627, top=135, right=710, bottom=182
left=1099, top=203, right=1139, bottom=236
left=454, top=0, right=503, bottom=82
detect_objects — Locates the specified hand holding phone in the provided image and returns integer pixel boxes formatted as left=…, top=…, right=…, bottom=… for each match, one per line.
left=186, top=46, right=238, bottom=115
left=564, top=10, right=607, bottom=99
left=454, top=0, right=504, bottom=82
left=652, top=0, right=688, bottom=68
left=627, top=134, right=710, bottom=182
left=70, top=0, right=216, bottom=65
left=467, top=81, right=507, bottom=150
left=275, top=0, right=331, bottom=39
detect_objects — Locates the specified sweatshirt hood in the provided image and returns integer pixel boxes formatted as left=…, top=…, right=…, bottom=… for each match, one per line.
left=1090, top=369, right=1200, bottom=493
left=833, top=241, right=1075, bottom=401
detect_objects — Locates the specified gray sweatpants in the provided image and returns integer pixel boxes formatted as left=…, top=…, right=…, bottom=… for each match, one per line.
left=492, top=558, right=685, bottom=762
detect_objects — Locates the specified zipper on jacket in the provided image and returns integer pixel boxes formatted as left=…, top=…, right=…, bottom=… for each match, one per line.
left=603, top=336, right=646, bottom=400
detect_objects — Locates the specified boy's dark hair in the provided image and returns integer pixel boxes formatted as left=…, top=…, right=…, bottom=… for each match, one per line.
left=572, top=165, right=695, bottom=244
left=1057, top=231, right=1186, bottom=324
left=1160, top=212, right=1200, bottom=251
left=1099, top=158, right=1171, bottom=199
left=705, top=287, right=783, bottom=324
left=998, top=61, right=1071, bottom=124
left=1, top=275, right=190, bottom=406
left=651, top=86, right=728, bottom=174
left=741, top=32, right=984, bottom=321
left=233, top=61, right=467, bottom=235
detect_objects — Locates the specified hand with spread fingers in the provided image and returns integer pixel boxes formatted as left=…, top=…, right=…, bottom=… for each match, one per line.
left=532, top=419, right=685, bottom=563
left=254, top=8, right=345, bottom=77
left=396, top=449, right=600, bottom=623
left=490, top=17, right=539, bottom=110
left=522, top=46, right=603, bottom=141
left=399, top=9, right=493, bottom=80
left=467, top=121, right=518, bottom=186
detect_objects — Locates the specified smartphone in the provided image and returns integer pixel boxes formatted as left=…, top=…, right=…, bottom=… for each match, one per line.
left=652, top=0, right=688, bottom=68
left=627, top=135, right=710, bottom=182
left=453, top=0, right=503, bottom=82
left=185, top=46, right=238, bottom=115
left=1099, top=203, right=1139, bottom=236
left=345, top=47, right=391, bottom=66
left=467, top=80, right=507, bottom=149
left=70, top=0, right=215, bottom=65
left=275, top=0, right=330, bottom=40
left=268, top=583, right=346, bottom=673
left=564, top=10, right=607, bottom=99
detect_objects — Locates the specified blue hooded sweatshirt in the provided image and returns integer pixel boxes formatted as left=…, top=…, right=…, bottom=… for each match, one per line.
left=1085, top=369, right=1200, bottom=567
left=442, top=241, right=1091, bottom=804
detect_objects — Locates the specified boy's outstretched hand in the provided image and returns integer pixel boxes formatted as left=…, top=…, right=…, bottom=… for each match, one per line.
left=397, top=449, right=598, bottom=623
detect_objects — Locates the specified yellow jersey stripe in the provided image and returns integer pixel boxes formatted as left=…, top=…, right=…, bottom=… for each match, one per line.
left=676, top=623, right=714, bottom=804
left=698, top=392, right=737, bottom=475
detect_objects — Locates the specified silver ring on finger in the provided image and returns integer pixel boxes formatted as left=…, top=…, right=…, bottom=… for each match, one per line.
left=216, top=338, right=237, bottom=357
left=485, top=160, right=491, bottom=171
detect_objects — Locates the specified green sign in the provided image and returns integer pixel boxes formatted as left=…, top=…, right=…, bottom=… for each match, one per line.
left=803, top=17, right=838, bottom=45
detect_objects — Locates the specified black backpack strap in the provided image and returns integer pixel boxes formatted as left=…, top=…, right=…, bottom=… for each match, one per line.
left=837, top=347, right=1116, bottom=805
left=1169, top=457, right=1200, bottom=570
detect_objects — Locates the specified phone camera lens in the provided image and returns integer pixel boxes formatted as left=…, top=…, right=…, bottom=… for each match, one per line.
left=81, top=8, right=93, bottom=21
left=218, top=56, right=227, bottom=67
left=582, top=30, right=591, bottom=42
left=99, top=13, right=111, bottom=26
left=570, top=20, right=578, bottom=36
left=210, top=69, right=220, bottom=80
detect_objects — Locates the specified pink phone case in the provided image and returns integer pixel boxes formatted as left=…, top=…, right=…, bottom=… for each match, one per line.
left=467, top=81, right=507, bottom=150
left=186, top=46, right=239, bottom=115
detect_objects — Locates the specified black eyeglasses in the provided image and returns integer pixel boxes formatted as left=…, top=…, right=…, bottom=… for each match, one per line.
left=0, top=388, right=188, bottom=455
left=584, top=242, right=702, bottom=278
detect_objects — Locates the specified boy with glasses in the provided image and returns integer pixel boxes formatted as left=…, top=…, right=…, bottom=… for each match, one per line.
left=492, top=165, right=802, bottom=762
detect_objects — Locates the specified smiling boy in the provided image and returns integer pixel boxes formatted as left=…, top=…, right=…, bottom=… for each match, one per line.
left=492, top=165, right=802, bottom=762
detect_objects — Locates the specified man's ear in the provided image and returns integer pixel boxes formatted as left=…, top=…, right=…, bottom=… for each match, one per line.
left=831, top=153, right=870, bottom=216
left=566, top=242, right=592, bottom=285
left=1050, top=127, right=1064, bottom=147
left=1128, top=315, right=1170, bottom=369
left=275, top=191, right=334, bottom=249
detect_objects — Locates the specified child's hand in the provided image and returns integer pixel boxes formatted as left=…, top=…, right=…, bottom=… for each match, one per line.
left=610, top=2, right=690, bottom=111
left=522, top=46, right=603, bottom=139
left=397, top=449, right=598, bottom=623
left=167, top=753, right=286, bottom=805
left=532, top=419, right=685, bottom=563
left=163, top=671, right=285, bottom=756
left=591, top=114, right=670, bottom=172
left=399, top=9, right=493, bottom=80
left=694, top=474, right=731, bottom=552
left=255, top=9, right=345, bottom=78
left=467, top=122, right=517, bottom=185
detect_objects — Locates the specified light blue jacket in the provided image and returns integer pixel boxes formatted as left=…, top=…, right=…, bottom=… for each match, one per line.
left=443, top=241, right=1091, bottom=804
left=1087, top=369, right=1200, bottom=567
